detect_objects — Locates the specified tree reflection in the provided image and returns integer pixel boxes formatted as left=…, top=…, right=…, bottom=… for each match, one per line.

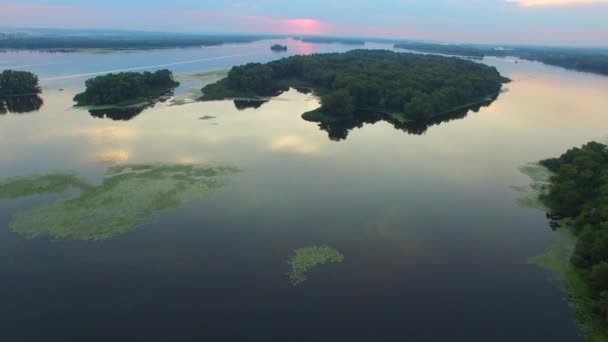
left=86, top=90, right=173, bottom=121
left=310, top=96, right=498, bottom=141
left=233, top=99, right=268, bottom=111
left=89, top=106, right=147, bottom=121
left=0, top=94, right=44, bottom=114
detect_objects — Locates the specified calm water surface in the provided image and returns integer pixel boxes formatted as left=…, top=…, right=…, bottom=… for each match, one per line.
left=1, top=39, right=607, bottom=341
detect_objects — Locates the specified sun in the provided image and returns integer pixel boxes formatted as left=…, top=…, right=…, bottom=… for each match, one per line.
left=282, top=18, right=327, bottom=35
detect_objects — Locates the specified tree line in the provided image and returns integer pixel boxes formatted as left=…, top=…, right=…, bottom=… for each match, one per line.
left=395, top=42, right=608, bottom=76
left=540, top=142, right=608, bottom=335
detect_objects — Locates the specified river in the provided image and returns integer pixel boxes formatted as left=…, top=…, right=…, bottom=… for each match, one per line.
left=1, top=38, right=607, bottom=341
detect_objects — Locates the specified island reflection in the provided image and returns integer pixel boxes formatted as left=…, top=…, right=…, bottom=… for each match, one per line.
left=86, top=90, right=173, bottom=121
left=89, top=105, right=148, bottom=121
left=314, top=96, right=498, bottom=141
left=0, top=94, right=44, bottom=114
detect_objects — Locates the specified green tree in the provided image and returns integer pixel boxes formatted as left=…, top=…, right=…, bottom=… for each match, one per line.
left=322, top=89, right=354, bottom=117
left=591, top=262, right=608, bottom=292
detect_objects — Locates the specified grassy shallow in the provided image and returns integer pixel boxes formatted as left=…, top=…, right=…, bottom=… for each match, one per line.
left=287, top=246, right=344, bottom=286
left=515, top=162, right=553, bottom=209
left=520, top=164, right=608, bottom=341
left=0, top=164, right=241, bottom=240
left=528, top=229, right=608, bottom=342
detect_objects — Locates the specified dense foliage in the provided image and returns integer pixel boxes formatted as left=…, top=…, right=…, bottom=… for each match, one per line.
left=395, top=42, right=608, bottom=76
left=74, top=69, right=179, bottom=106
left=0, top=70, right=43, bottom=114
left=0, top=70, right=41, bottom=96
left=540, top=142, right=608, bottom=331
left=202, top=50, right=508, bottom=120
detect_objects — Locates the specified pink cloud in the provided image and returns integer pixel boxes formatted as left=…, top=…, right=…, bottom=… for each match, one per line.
left=167, top=10, right=331, bottom=35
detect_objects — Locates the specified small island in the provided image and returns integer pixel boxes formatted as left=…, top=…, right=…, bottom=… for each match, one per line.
left=73, top=69, right=180, bottom=107
left=0, top=70, right=43, bottom=114
left=270, top=44, right=288, bottom=52
left=201, top=50, right=509, bottom=128
left=524, top=142, right=608, bottom=341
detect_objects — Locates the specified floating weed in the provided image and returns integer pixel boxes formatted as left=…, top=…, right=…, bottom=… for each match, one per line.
left=527, top=229, right=576, bottom=289
left=199, top=116, right=216, bottom=120
left=519, top=162, right=552, bottom=185
left=287, top=246, right=344, bottom=286
left=514, top=162, right=553, bottom=209
left=0, top=164, right=241, bottom=240
left=527, top=228, right=607, bottom=341
left=0, top=173, right=90, bottom=199
left=516, top=195, right=547, bottom=210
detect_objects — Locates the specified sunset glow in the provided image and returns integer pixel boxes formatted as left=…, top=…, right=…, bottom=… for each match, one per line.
left=0, top=1, right=606, bottom=45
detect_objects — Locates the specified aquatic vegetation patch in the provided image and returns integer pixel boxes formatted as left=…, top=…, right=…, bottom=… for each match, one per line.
left=0, top=164, right=241, bottom=240
left=514, top=163, right=553, bottom=209
left=519, top=162, right=552, bottom=185
left=199, top=116, right=216, bottom=120
left=0, top=173, right=91, bottom=199
left=528, top=229, right=608, bottom=341
left=527, top=228, right=576, bottom=289
left=287, top=246, right=344, bottom=286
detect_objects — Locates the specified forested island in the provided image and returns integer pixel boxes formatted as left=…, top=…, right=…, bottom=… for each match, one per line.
left=533, top=142, right=608, bottom=341
left=74, top=69, right=179, bottom=107
left=201, top=50, right=508, bottom=139
left=394, top=42, right=608, bottom=76
left=0, top=70, right=43, bottom=114
left=271, top=44, right=288, bottom=52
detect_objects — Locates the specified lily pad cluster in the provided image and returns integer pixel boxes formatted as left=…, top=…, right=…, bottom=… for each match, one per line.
left=0, top=164, right=240, bottom=240
left=287, top=245, right=344, bottom=286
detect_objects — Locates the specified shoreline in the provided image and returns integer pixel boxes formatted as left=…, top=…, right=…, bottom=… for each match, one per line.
left=521, top=164, right=608, bottom=342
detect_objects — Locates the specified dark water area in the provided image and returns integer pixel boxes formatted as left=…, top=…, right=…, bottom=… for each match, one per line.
left=1, top=39, right=607, bottom=341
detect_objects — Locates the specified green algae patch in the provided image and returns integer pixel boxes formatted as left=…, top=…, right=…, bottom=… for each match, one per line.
left=287, top=246, right=344, bottom=286
left=520, top=162, right=552, bottom=185
left=0, top=164, right=241, bottom=240
left=514, top=163, right=553, bottom=209
left=528, top=229, right=608, bottom=342
left=199, top=116, right=216, bottom=120
left=0, top=173, right=91, bottom=199
left=528, top=229, right=577, bottom=289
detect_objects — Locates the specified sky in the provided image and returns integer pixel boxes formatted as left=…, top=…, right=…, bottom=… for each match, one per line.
left=0, top=0, right=607, bottom=46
